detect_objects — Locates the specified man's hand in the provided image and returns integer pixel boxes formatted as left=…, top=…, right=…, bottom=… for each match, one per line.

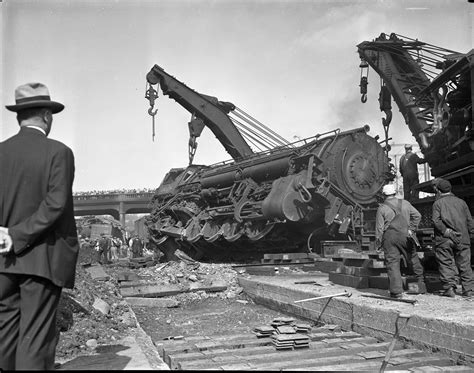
left=0, top=227, right=13, bottom=255
left=444, top=228, right=462, bottom=245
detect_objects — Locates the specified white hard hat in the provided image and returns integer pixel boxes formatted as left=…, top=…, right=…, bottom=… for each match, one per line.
left=382, top=184, right=396, bottom=196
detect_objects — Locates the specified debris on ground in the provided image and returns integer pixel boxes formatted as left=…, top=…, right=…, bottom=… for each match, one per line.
left=55, top=245, right=243, bottom=362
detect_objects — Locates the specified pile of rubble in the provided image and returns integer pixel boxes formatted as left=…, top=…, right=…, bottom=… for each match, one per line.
left=108, top=252, right=244, bottom=304
left=55, top=247, right=243, bottom=361
left=55, top=263, right=136, bottom=360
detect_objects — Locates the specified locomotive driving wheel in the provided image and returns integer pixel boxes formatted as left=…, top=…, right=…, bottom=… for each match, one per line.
left=201, top=220, right=222, bottom=242
left=184, top=217, right=203, bottom=243
left=245, top=220, right=275, bottom=241
left=221, top=219, right=244, bottom=242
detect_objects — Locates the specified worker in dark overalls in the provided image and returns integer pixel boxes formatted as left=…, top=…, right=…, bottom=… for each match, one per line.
left=432, top=178, right=474, bottom=298
left=399, top=144, right=426, bottom=201
left=375, top=184, right=426, bottom=298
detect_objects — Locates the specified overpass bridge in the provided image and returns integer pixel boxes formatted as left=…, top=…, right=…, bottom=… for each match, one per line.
left=73, top=192, right=155, bottom=226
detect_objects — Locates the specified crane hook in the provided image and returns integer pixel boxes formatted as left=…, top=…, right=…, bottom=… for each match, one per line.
left=145, top=83, right=159, bottom=141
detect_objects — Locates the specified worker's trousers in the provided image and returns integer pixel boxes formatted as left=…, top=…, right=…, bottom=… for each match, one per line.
left=435, top=240, right=473, bottom=293
left=0, top=273, right=61, bottom=370
left=403, top=175, right=419, bottom=202
left=382, top=228, right=424, bottom=295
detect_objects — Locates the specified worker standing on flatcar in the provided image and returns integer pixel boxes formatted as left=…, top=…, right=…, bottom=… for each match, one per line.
left=399, top=144, right=426, bottom=201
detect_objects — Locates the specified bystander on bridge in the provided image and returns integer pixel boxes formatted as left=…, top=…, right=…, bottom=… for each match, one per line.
left=73, top=192, right=154, bottom=227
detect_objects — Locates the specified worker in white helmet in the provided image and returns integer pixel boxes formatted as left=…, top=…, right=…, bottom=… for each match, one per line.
left=375, top=184, right=426, bottom=298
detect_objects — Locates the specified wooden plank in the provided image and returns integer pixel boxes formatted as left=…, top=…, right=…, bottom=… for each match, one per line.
left=368, top=276, right=390, bottom=290
left=120, top=281, right=159, bottom=288
left=116, top=271, right=140, bottom=282
left=189, top=281, right=227, bottom=292
left=328, top=272, right=369, bottom=289
left=85, top=265, right=110, bottom=281
left=169, top=336, right=379, bottom=369
left=163, top=330, right=363, bottom=364
left=245, top=266, right=276, bottom=276
left=129, top=255, right=154, bottom=263
left=342, top=258, right=385, bottom=269
left=121, top=280, right=227, bottom=298
left=302, top=261, right=343, bottom=273
left=124, top=297, right=180, bottom=308
left=336, top=265, right=386, bottom=277
left=178, top=340, right=392, bottom=370
left=120, top=284, right=183, bottom=298
left=262, top=348, right=424, bottom=371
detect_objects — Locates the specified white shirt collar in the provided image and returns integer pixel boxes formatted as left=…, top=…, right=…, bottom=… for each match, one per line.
left=26, top=125, right=47, bottom=136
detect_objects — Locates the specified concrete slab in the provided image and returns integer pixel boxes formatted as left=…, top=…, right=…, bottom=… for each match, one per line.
left=238, top=273, right=474, bottom=366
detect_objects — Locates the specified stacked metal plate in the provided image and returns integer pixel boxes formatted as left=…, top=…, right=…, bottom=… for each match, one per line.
left=271, top=333, right=310, bottom=350
left=275, top=325, right=296, bottom=334
left=271, top=317, right=295, bottom=327
left=294, top=323, right=312, bottom=333
left=253, top=325, right=275, bottom=338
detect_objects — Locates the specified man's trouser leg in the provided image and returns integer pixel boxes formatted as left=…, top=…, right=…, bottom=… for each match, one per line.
left=435, top=240, right=457, bottom=290
left=455, top=244, right=474, bottom=293
left=402, top=178, right=411, bottom=201
left=0, top=273, right=20, bottom=370
left=404, top=176, right=418, bottom=201
left=0, top=273, right=61, bottom=370
left=383, top=230, right=404, bottom=295
left=407, top=242, right=424, bottom=280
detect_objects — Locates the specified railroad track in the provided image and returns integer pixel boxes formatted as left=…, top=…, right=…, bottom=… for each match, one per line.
left=153, top=324, right=464, bottom=371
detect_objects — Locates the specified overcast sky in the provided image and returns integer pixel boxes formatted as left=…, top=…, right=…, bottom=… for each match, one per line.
left=1, top=0, right=472, bottom=192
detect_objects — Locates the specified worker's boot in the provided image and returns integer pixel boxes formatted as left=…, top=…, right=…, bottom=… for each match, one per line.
left=417, top=281, right=427, bottom=294
left=441, top=287, right=455, bottom=298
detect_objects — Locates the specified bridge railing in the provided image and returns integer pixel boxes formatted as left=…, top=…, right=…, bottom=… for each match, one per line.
left=73, top=192, right=155, bottom=201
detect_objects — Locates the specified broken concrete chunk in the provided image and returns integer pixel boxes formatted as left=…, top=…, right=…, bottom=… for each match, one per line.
left=92, top=298, right=110, bottom=315
left=86, top=339, right=98, bottom=349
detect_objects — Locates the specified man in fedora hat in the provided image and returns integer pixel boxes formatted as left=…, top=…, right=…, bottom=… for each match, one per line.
left=375, top=184, right=426, bottom=298
left=0, top=82, right=79, bottom=370
left=399, top=144, right=427, bottom=202
left=432, top=178, right=474, bottom=298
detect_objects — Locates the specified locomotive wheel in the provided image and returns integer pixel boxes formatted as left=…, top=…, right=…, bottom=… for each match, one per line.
left=221, top=220, right=244, bottom=242
left=245, top=221, right=275, bottom=241
left=185, top=217, right=203, bottom=243
left=201, top=221, right=222, bottom=242
left=154, top=235, right=169, bottom=246
left=157, top=238, right=180, bottom=261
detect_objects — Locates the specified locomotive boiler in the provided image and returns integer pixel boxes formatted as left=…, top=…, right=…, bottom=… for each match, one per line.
left=144, top=65, right=392, bottom=260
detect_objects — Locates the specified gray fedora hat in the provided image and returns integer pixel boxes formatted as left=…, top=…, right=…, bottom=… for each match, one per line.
left=6, top=82, right=64, bottom=113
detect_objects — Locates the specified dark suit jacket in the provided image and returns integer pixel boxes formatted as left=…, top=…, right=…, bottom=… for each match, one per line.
left=0, top=127, right=79, bottom=288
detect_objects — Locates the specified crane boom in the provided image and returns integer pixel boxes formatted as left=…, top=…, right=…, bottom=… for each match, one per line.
left=357, top=33, right=473, bottom=177
left=146, top=65, right=254, bottom=161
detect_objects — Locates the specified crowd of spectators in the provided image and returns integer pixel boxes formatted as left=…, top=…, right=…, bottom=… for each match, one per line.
left=73, top=187, right=156, bottom=196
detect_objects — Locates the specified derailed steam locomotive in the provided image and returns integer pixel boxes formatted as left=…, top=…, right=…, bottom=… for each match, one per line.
left=144, top=65, right=392, bottom=260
